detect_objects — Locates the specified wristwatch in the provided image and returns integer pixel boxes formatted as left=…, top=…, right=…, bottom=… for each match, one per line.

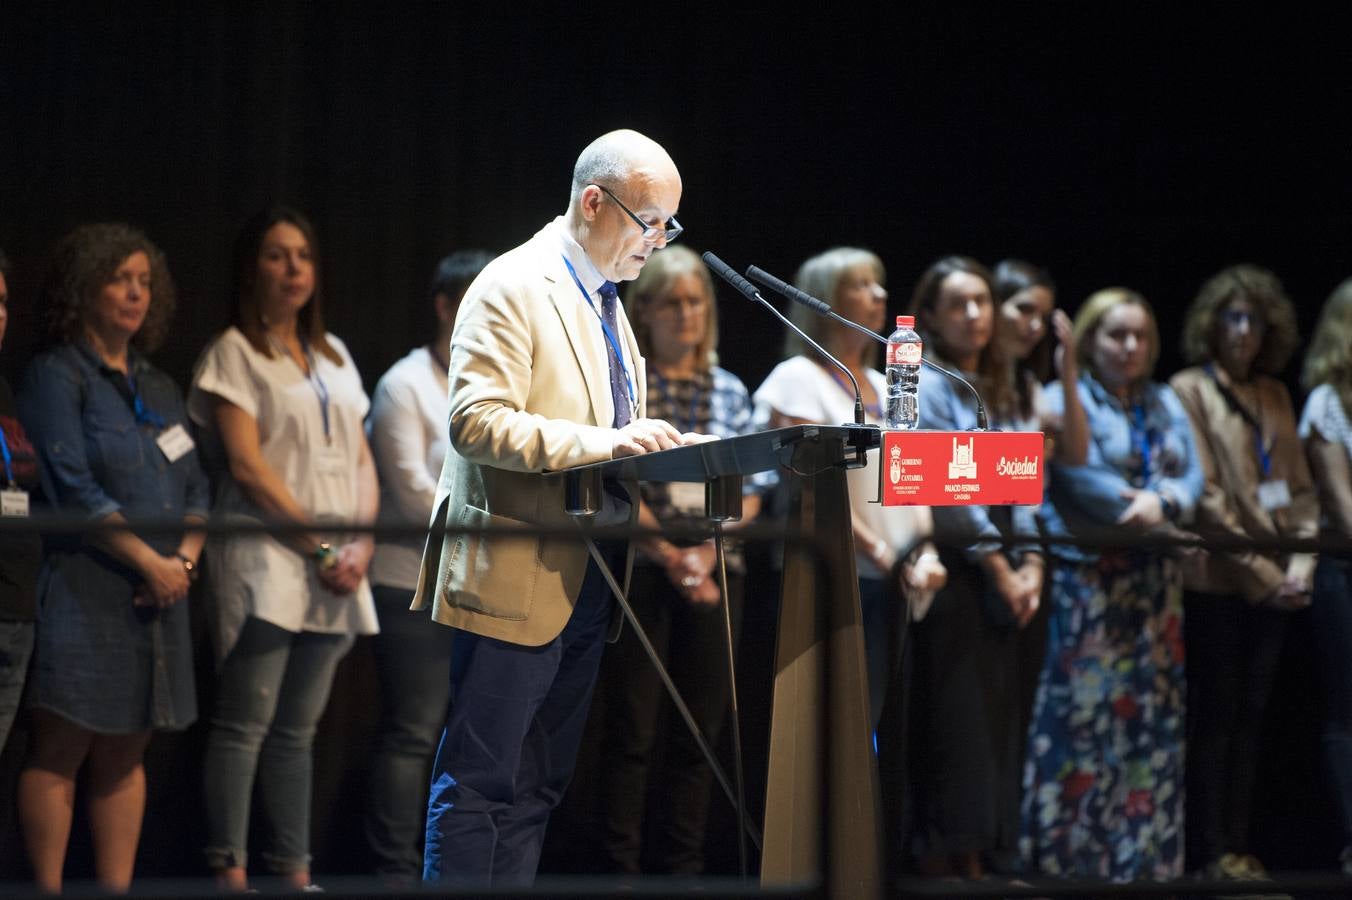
left=314, top=541, right=338, bottom=571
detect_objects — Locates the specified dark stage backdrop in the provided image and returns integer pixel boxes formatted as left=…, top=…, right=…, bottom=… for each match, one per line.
left=2, top=4, right=1350, bottom=396
left=1, top=0, right=1350, bottom=884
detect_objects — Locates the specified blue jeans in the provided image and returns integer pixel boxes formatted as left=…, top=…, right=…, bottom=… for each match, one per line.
left=1314, top=557, right=1352, bottom=849
left=203, top=616, right=353, bottom=873
left=423, top=554, right=615, bottom=887
left=365, top=586, right=453, bottom=878
left=0, top=621, right=35, bottom=752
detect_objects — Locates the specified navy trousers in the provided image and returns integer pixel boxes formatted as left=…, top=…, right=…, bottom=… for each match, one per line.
left=423, top=554, right=615, bottom=886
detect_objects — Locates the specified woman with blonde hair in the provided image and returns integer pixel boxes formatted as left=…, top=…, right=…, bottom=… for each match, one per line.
left=1170, top=264, right=1316, bottom=881
left=1299, top=277, right=1352, bottom=877
left=1021, top=287, right=1203, bottom=881
left=754, top=247, right=945, bottom=732
left=591, top=245, right=763, bottom=875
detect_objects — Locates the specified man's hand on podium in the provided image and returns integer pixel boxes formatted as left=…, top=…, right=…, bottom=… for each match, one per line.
left=613, top=418, right=685, bottom=458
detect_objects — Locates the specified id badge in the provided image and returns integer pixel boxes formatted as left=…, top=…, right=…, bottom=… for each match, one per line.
left=315, top=444, right=348, bottom=476
left=1256, top=478, right=1292, bottom=512
left=668, top=481, right=706, bottom=516
left=1, top=488, right=29, bottom=518
left=156, top=424, right=196, bottom=463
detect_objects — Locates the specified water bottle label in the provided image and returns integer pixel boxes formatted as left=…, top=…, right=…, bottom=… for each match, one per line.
left=888, top=342, right=922, bottom=365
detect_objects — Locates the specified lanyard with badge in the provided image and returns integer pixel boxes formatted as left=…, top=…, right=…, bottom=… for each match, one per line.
left=124, top=372, right=196, bottom=465
left=269, top=334, right=337, bottom=453
left=1128, top=400, right=1156, bottom=484
left=0, top=425, right=27, bottom=517
left=560, top=255, right=638, bottom=419
left=301, top=342, right=333, bottom=446
left=1206, top=364, right=1290, bottom=511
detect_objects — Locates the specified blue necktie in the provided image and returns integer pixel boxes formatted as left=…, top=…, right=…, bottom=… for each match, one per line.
left=598, top=281, right=632, bottom=429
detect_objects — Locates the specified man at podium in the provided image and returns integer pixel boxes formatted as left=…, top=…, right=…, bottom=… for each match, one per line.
left=411, top=129, right=696, bottom=886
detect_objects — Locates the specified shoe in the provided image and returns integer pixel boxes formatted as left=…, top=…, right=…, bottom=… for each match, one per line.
left=1204, top=853, right=1251, bottom=880
left=1237, top=854, right=1271, bottom=880
left=1203, top=852, right=1290, bottom=900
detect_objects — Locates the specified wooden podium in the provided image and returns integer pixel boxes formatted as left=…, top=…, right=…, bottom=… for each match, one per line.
left=562, top=424, right=883, bottom=896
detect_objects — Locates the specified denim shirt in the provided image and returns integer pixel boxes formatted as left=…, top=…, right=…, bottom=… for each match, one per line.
left=1040, top=374, right=1204, bottom=559
left=19, top=340, right=210, bottom=551
left=917, top=356, right=1040, bottom=563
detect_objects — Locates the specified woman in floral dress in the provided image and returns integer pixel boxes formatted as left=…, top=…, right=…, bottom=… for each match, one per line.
left=1021, top=288, right=1204, bottom=881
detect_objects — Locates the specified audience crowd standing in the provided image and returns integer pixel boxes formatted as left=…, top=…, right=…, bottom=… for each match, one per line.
left=1, top=216, right=1351, bottom=892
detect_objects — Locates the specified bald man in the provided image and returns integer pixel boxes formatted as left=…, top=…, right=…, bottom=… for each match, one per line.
left=413, top=130, right=693, bottom=885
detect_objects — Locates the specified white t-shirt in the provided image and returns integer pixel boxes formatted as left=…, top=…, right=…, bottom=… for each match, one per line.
left=1299, top=383, right=1352, bottom=532
left=188, top=326, right=378, bottom=660
left=367, top=346, right=449, bottom=591
left=753, top=355, right=934, bottom=580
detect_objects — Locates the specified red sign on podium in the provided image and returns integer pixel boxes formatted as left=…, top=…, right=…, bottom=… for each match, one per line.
left=878, top=430, right=1045, bottom=507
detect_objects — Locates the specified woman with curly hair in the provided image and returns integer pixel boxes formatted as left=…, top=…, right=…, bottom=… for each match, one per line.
left=1169, top=264, right=1317, bottom=881
left=16, top=223, right=209, bottom=893
left=1299, top=278, right=1352, bottom=877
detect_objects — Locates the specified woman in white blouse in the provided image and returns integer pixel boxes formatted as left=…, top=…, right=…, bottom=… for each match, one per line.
left=188, top=207, right=378, bottom=892
left=362, top=249, right=491, bottom=883
left=753, top=247, right=946, bottom=729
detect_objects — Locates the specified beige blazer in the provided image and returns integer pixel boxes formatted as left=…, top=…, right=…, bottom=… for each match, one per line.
left=411, top=223, right=646, bottom=646
left=1170, top=366, right=1318, bottom=602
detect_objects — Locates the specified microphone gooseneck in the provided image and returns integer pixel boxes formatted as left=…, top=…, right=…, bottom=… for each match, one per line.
left=703, top=252, right=867, bottom=430
left=745, top=265, right=992, bottom=431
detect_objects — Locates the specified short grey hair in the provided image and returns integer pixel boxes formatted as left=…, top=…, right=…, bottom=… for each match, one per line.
left=571, top=142, right=632, bottom=203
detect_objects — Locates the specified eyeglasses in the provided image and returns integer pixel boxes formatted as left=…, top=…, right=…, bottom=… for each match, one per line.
left=589, top=183, right=683, bottom=244
left=1220, top=309, right=1265, bottom=332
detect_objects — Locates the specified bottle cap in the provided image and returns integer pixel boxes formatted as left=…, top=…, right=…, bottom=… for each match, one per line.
left=896, top=315, right=915, bottom=328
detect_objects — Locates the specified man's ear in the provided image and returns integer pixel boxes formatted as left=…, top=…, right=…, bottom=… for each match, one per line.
left=579, top=184, right=603, bottom=222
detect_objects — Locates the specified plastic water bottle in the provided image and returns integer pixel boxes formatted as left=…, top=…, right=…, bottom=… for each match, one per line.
left=885, top=315, right=922, bottom=429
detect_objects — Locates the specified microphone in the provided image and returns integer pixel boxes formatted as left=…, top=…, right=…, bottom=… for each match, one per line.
left=745, top=265, right=992, bottom=431
left=703, top=252, right=874, bottom=466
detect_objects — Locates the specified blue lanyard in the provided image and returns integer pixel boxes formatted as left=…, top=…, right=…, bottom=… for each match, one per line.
left=826, top=365, right=882, bottom=418
left=653, top=371, right=703, bottom=433
left=561, top=256, right=637, bottom=415
left=127, top=375, right=166, bottom=430
left=302, top=342, right=332, bottom=444
left=270, top=336, right=333, bottom=443
left=0, top=426, right=13, bottom=485
left=1205, top=364, right=1272, bottom=478
left=1130, top=401, right=1153, bottom=478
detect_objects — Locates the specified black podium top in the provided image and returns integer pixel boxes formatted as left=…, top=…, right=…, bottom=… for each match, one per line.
left=557, top=424, right=881, bottom=483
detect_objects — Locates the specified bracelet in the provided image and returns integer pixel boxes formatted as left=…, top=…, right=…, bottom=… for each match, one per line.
left=176, top=552, right=198, bottom=581
left=314, top=542, right=338, bottom=571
